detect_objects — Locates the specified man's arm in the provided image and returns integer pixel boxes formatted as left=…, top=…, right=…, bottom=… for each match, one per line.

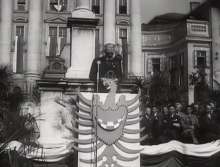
left=89, top=58, right=98, bottom=81
left=115, top=55, right=123, bottom=81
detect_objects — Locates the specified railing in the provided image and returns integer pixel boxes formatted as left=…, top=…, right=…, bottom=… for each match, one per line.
left=187, top=20, right=209, bottom=37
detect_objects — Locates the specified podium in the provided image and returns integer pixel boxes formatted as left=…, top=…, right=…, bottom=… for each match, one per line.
left=36, top=78, right=143, bottom=167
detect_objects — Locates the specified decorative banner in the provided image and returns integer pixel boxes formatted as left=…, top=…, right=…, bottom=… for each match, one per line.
left=76, top=91, right=142, bottom=167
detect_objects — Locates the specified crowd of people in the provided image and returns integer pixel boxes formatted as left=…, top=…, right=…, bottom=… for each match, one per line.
left=141, top=102, right=220, bottom=145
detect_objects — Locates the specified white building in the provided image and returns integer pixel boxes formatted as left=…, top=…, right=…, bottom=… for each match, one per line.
left=0, top=0, right=142, bottom=98
left=1, top=0, right=219, bottom=103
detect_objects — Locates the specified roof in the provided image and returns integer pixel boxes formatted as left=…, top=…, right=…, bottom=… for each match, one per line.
left=188, top=0, right=220, bottom=20
left=147, top=13, right=187, bottom=25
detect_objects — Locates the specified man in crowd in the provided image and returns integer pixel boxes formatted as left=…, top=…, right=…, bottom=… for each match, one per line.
left=182, top=105, right=199, bottom=143
left=169, top=105, right=182, bottom=140
left=199, top=104, right=220, bottom=143
left=151, top=106, right=163, bottom=144
left=141, top=107, right=153, bottom=144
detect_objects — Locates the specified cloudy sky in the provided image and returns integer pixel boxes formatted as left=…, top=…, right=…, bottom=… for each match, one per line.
left=141, top=0, right=190, bottom=23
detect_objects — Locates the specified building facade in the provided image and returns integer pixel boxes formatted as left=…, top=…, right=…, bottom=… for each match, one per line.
left=0, top=0, right=219, bottom=103
left=142, top=15, right=211, bottom=103
left=0, top=0, right=142, bottom=98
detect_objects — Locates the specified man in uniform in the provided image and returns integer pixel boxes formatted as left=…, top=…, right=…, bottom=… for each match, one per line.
left=89, top=43, right=122, bottom=91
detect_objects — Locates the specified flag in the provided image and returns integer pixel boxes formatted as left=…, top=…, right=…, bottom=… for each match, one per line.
left=13, top=36, right=18, bottom=73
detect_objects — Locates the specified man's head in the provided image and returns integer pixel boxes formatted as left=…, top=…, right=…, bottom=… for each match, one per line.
left=104, top=43, right=115, bottom=57
left=163, top=106, right=169, bottom=115
left=193, top=103, right=199, bottom=111
left=145, top=107, right=151, bottom=115
left=169, top=105, right=176, bottom=114
left=175, top=102, right=183, bottom=112
left=206, top=104, right=212, bottom=114
left=186, top=105, right=193, bottom=114
left=152, top=106, right=158, bottom=114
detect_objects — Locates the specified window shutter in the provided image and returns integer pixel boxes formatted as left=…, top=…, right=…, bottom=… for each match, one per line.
left=147, top=58, right=153, bottom=73
left=193, top=50, right=197, bottom=67
left=57, top=36, right=61, bottom=56
left=49, top=27, right=57, bottom=57
left=17, top=35, right=24, bottom=73
left=13, top=36, right=18, bottom=73
left=160, top=57, right=165, bottom=72
left=206, top=50, right=210, bottom=67
left=46, top=36, right=50, bottom=57
left=49, top=36, right=57, bottom=57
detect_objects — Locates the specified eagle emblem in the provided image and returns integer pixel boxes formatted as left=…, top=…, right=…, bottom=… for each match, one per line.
left=56, top=79, right=147, bottom=167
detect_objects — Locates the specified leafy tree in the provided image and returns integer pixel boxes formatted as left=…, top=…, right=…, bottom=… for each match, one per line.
left=0, top=66, right=39, bottom=167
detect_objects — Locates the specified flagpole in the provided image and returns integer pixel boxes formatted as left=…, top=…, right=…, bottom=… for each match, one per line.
left=95, top=60, right=100, bottom=167
left=97, top=60, right=101, bottom=92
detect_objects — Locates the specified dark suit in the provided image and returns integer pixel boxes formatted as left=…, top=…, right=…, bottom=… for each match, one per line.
left=89, top=55, right=122, bottom=81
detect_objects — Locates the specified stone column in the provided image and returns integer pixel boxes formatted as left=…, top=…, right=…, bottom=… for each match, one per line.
left=66, top=0, right=98, bottom=78
left=25, top=0, right=42, bottom=96
left=130, top=0, right=143, bottom=76
left=0, top=0, right=13, bottom=66
left=104, top=0, right=116, bottom=44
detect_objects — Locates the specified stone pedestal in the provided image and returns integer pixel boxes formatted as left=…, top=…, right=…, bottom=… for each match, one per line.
left=65, top=4, right=98, bottom=79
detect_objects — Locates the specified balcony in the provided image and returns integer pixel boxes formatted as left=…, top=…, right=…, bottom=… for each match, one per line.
left=187, top=19, right=209, bottom=38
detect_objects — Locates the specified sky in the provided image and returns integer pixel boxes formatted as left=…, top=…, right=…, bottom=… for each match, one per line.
left=141, top=0, right=190, bottom=23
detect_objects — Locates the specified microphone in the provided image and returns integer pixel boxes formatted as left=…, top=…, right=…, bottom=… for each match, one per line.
left=97, top=60, right=101, bottom=92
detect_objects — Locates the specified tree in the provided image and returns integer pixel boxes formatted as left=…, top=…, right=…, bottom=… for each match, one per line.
left=0, top=66, right=39, bottom=167
left=189, top=68, right=210, bottom=104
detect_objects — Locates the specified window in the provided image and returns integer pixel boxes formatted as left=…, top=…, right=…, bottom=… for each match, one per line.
left=119, top=0, right=127, bottom=14
left=152, top=58, right=160, bottom=73
left=190, top=2, right=200, bottom=11
left=170, top=56, right=177, bottom=70
left=147, top=57, right=162, bottom=75
left=17, top=0, right=26, bottom=11
left=119, top=28, right=127, bottom=39
left=195, top=50, right=207, bottom=68
left=14, top=26, right=24, bottom=73
left=16, top=26, right=24, bottom=37
left=92, top=0, right=100, bottom=14
left=48, top=26, right=67, bottom=57
left=194, top=49, right=210, bottom=68
left=49, top=0, right=67, bottom=12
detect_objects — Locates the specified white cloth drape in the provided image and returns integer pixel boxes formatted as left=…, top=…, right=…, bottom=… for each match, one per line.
left=141, top=140, right=220, bottom=157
